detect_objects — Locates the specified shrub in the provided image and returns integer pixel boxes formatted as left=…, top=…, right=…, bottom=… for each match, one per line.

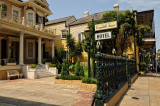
left=69, top=64, right=75, bottom=72
left=82, top=77, right=97, bottom=84
left=75, top=58, right=84, bottom=76
left=7, top=58, right=16, bottom=63
left=139, top=62, right=147, bottom=71
left=49, top=64, right=56, bottom=67
left=31, top=64, right=36, bottom=68
left=56, top=75, right=82, bottom=80
left=61, top=59, right=69, bottom=76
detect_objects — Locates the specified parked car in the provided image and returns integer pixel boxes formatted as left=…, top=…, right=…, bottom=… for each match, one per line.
left=157, top=61, right=160, bottom=72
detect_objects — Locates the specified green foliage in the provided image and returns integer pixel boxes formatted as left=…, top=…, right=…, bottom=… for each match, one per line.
left=56, top=75, right=82, bottom=80
left=69, top=64, right=75, bottom=72
left=139, top=62, right=147, bottom=71
left=82, top=77, right=97, bottom=84
left=58, top=47, right=66, bottom=63
left=49, top=64, right=56, bottom=67
left=82, top=40, right=88, bottom=52
left=75, top=58, right=84, bottom=76
left=51, top=57, right=58, bottom=64
left=66, top=33, right=76, bottom=63
left=145, top=52, right=151, bottom=62
left=7, top=58, right=16, bottom=63
left=31, top=64, right=36, bottom=68
left=61, top=59, right=69, bottom=76
left=75, top=41, right=83, bottom=56
left=137, top=25, right=151, bottom=45
left=56, top=61, right=62, bottom=73
left=83, top=66, right=88, bottom=77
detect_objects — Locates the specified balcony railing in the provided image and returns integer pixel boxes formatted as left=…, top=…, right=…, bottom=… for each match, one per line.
left=143, top=32, right=155, bottom=38
left=0, top=11, right=56, bottom=36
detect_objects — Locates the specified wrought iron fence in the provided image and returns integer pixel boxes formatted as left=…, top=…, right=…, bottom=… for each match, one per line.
left=93, top=51, right=137, bottom=106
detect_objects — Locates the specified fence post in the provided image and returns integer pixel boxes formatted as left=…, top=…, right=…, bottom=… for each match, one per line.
left=95, top=41, right=104, bottom=106
left=126, top=58, right=130, bottom=85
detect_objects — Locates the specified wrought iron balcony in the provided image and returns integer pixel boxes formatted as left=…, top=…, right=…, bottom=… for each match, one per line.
left=143, top=32, right=155, bottom=38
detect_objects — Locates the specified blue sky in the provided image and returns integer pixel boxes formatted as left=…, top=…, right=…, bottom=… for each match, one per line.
left=47, top=0, right=160, bottom=51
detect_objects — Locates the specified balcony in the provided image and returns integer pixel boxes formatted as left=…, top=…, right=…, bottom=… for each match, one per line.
left=0, top=11, right=56, bottom=37
left=143, top=32, right=155, bottom=38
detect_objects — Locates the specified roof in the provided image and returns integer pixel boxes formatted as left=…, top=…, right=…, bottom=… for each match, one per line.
left=69, top=10, right=125, bottom=26
left=70, top=11, right=107, bottom=26
left=46, top=16, right=75, bottom=26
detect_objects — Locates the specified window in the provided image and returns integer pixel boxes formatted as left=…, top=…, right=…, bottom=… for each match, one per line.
left=78, top=33, right=81, bottom=41
left=0, top=4, right=7, bottom=17
left=13, top=10, right=19, bottom=22
left=28, top=13, right=33, bottom=25
left=28, top=42, right=34, bottom=58
left=38, top=16, right=43, bottom=24
left=62, top=30, right=67, bottom=39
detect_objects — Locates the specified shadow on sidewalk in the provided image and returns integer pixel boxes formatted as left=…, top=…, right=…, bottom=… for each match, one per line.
left=0, top=96, right=59, bottom=106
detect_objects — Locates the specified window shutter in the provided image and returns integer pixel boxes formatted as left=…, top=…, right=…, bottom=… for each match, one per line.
left=43, top=17, right=45, bottom=27
left=36, top=14, right=39, bottom=24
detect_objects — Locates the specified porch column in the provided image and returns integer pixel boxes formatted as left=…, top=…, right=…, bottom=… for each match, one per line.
left=52, top=40, right=55, bottom=58
left=19, top=33, right=24, bottom=65
left=38, top=37, right=42, bottom=64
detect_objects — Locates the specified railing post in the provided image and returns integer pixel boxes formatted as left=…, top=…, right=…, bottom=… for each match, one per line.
left=40, top=24, right=43, bottom=31
left=95, top=41, right=104, bottom=106
left=126, top=58, right=130, bottom=85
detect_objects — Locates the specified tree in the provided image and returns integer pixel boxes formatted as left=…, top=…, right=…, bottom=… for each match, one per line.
left=75, top=58, right=84, bottom=76
left=75, top=41, right=83, bottom=56
left=66, top=33, right=76, bottom=63
left=61, top=59, right=69, bottom=76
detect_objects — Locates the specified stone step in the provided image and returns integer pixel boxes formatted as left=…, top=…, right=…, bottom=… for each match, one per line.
left=37, top=75, right=54, bottom=78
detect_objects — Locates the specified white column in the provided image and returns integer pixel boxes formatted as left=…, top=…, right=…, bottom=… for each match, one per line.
left=38, top=37, right=42, bottom=64
left=19, top=33, right=24, bottom=65
left=52, top=40, right=55, bottom=58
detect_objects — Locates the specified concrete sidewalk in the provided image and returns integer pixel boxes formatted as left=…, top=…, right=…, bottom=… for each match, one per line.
left=118, top=74, right=160, bottom=106
left=0, top=77, right=94, bottom=106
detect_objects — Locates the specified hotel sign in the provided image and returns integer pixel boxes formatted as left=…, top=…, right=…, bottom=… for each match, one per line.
left=95, top=32, right=112, bottom=40
left=95, top=21, right=117, bottom=31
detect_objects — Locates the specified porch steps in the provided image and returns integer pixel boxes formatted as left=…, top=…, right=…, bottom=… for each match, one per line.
left=37, top=71, right=54, bottom=78
left=36, top=64, right=54, bottom=78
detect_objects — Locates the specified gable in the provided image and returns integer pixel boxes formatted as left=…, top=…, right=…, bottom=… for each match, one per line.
left=35, top=0, right=49, bottom=6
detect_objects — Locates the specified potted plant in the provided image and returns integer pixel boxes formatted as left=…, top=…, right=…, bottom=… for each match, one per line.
left=7, top=58, right=16, bottom=66
left=28, top=64, right=37, bottom=79
left=139, top=62, right=147, bottom=74
left=49, top=64, right=58, bottom=75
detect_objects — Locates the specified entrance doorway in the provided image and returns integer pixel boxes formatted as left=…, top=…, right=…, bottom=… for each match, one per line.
left=1, top=39, right=7, bottom=65
left=11, top=41, right=19, bottom=64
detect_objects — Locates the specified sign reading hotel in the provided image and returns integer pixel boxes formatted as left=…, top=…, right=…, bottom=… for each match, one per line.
left=95, top=21, right=117, bottom=31
left=95, top=32, right=112, bottom=40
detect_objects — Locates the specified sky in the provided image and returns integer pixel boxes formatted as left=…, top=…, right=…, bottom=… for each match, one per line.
left=46, top=0, right=160, bottom=51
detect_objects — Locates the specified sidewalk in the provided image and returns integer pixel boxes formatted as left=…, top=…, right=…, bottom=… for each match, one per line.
left=0, top=77, right=94, bottom=106
left=118, top=73, right=160, bottom=106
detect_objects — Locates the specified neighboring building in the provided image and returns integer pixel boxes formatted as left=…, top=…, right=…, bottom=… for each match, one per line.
left=46, top=4, right=156, bottom=71
left=45, top=16, right=76, bottom=51
left=136, top=10, right=156, bottom=71
left=0, top=0, right=56, bottom=65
